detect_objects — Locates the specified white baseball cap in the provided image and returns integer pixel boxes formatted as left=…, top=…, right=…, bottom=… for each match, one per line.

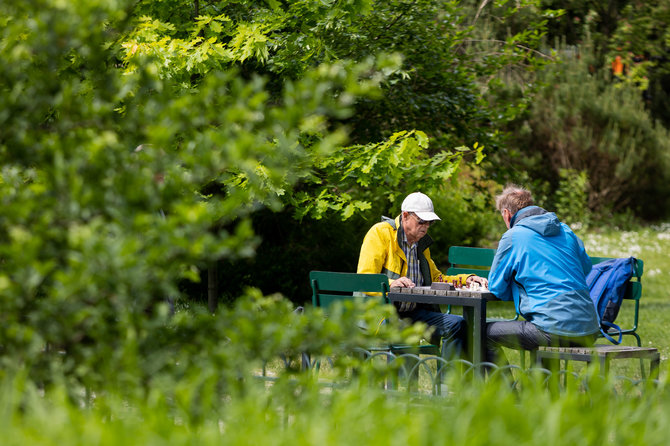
left=401, top=192, right=441, bottom=221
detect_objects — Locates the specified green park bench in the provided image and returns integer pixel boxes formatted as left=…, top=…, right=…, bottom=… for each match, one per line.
left=446, top=246, right=660, bottom=377
left=309, top=270, right=440, bottom=356
left=309, top=271, right=445, bottom=391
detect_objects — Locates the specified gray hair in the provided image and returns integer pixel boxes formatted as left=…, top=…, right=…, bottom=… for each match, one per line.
left=495, top=184, right=534, bottom=214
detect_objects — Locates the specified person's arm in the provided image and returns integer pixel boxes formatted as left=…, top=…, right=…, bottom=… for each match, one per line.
left=357, top=224, right=411, bottom=287
left=358, top=224, right=414, bottom=310
left=357, top=224, right=387, bottom=276
left=488, top=232, right=515, bottom=301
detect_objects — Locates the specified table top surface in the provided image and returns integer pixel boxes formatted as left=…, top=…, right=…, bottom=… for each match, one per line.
left=388, top=285, right=496, bottom=300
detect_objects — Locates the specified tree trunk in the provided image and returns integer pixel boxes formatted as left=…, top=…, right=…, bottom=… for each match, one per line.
left=207, top=261, right=218, bottom=312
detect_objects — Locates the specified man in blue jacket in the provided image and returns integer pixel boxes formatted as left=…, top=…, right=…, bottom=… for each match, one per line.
left=486, top=185, right=600, bottom=363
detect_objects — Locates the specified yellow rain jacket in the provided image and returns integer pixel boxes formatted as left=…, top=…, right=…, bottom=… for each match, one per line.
left=357, top=215, right=471, bottom=313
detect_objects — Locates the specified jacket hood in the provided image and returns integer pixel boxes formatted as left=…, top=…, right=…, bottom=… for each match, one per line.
left=381, top=215, right=434, bottom=251
left=381, top=215, right=396, bottom=227
left=511, top=206, right=561, bottom=237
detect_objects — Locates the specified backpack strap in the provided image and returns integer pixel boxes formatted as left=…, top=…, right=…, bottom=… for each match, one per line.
left=600, top=320, right=623, bottom=345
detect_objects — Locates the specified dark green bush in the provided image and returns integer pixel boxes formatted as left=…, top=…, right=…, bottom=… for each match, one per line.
left=493, top=45, right=670, bottom=220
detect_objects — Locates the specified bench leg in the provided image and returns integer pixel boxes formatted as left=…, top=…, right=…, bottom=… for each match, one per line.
left=599, top=356, right=609, bottom=375
left=398, top=356, right=420, bottom=391
left=650, top=356, right=660, bottom=380
left=539, top=356, right=561, bottom=372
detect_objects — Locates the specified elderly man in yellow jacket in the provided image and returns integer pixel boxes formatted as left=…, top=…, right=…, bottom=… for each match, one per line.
left=357, top=192, right=488, bottom=358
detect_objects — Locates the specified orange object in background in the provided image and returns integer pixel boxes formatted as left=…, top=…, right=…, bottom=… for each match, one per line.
left=612, top=55, right=624, bottom=76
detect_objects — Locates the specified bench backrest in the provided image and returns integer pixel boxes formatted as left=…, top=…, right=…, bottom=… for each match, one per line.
left=310, top=271, right=390, bottom=309
left=446, top=246, right=496, bottom=278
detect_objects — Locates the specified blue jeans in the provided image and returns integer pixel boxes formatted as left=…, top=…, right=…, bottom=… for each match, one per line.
left=404, top=308, right=466, bottom=359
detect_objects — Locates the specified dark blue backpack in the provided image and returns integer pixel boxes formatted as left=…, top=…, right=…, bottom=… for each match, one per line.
left=585, top=257, right=636, bottom=344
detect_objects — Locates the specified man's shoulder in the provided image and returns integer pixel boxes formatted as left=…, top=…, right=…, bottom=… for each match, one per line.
left=492, top=230, right=516, bottom=262
left=508, top=224, right=542, bottom=239
left=380, top=215, right=397, bottom=228
left=366, top=218, right=396, bottom=237
left=375, top=216, right=397, bottom=229
left=496, top=226, right=540, bottom=256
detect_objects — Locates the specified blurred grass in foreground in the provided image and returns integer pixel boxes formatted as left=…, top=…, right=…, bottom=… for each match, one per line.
left=1, top=368, right=668, bottom=446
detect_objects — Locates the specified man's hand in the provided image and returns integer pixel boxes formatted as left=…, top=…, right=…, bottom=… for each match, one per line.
left=390, top=277, right=416, bottom=312
left=466, top=275, right=489, bottom=288
left=391, top=277, right=414, bottom=288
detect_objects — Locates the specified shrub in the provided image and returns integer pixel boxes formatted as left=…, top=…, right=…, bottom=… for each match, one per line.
left=555, top=168, right=591, bottom=227
left=499, top=44, right=670, bottom=220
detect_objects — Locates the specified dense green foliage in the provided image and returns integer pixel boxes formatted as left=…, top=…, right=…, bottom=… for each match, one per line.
left=0, top=0, right=404, bottom=387
left=540, top=0, right=670, bottom=126
left=117, top=0, right=504, bottom=219
left=1, top=2, right=670, bottom=441
left=464, top=0, right=670, bottom=222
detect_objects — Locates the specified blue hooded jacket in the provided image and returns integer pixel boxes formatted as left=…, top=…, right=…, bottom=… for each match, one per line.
left=488, top=206, right=600, bottom=337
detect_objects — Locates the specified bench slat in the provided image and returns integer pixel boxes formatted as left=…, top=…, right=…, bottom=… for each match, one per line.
left=448, top=246, right=496, bottom=267
left=536, top=345, right=660, bottom=376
